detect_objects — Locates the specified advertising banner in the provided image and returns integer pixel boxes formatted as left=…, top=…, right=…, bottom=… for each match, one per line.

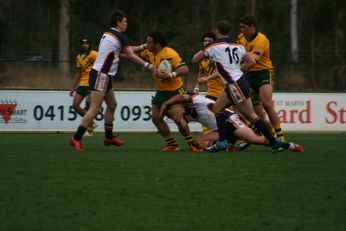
left=0, top=90, right=345, bottom=132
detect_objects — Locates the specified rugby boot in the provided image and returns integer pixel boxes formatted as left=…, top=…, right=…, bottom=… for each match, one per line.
left=162, top=145, right=180, bottom=152
left=104, top=136, right=125, bottom=147
left=69, top=138, right=83, bottom=152
left=206, top=140, right=228, bottom=153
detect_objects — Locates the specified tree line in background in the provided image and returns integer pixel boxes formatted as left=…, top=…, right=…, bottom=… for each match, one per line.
left=0, top=0, right=346, bottom=91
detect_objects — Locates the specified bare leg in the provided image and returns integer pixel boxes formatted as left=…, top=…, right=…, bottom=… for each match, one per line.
left=234, top=126, right=267, bottom=145
left=196, top=131, right=219, bottom=149
left=169, top=104, right=191, bottom=137
left=103, top=89, right=117, bottom=125
left=72, top=93, right=86, bottom=117
left=152, top=104, right=172, bottom=139
left=259, top=84, right=284, bottom=139
left=80, top=90, right=105, bottom=128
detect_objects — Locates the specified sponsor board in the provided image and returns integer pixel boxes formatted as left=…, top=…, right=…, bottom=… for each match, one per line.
left=0, top=91, right=345, bottom=131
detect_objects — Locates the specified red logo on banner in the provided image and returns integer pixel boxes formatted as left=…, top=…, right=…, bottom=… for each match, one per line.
left=0, top=101, right=17, bottom=124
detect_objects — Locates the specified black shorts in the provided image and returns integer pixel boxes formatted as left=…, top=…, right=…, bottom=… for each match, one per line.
left=224, top=76, right=250, bottom=105
left=152, top=87, right=185, bottom=108
left=89, top=69, right=113, bottom=93
left=245, top=69, right=274, bottom=106
left=75, top=86, right=91, bottom=97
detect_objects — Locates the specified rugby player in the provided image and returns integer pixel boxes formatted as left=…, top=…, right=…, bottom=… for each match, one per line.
left=138, top=31, right=203, bottom=152
left=192, top=20, right=296, bottom=153
left=194, top=31, right=224, bottom=101
left=69, top=37, right=97, bottom=136
left=160, top=93, right=304, bottom=152
left=237, top=15, right=285, bottom=141
left=70, top=10, right=155, bottom=151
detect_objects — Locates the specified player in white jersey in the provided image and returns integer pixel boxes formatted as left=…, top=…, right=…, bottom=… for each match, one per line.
left=70, top=10, right=155, bottom=152
left=192, top=20, right=304, bottom=153
left=159, top=93, right=304, bottom=152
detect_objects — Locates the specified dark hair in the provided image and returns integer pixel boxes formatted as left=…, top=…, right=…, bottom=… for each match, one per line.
left=216, top=20, right=231, bottom=36
left=148, top=31, right=168, bottom=47
left=201, top=31, right=216, bottom=41
left=80, top=37, right=91, bottom=54
left=240, top=15, right=257, bottom=27
left=107, top=10, right=126, bottom=27
left=81, top=37, right=91, bottom=45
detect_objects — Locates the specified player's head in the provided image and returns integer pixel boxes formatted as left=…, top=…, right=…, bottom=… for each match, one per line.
left=107, top=10, right=127, bottom=32
left=216, top=20, right=231, bottom=38
left=240, top=15, right=257, bottom=36
left=201, top=31, right=216, bottom=48
left=81, top=37, right=91, bottom=52
left=147, top=31, right=168, bottom=52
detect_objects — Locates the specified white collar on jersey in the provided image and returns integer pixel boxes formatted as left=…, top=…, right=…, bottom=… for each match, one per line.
left=110, top=27, right=120, bottom=32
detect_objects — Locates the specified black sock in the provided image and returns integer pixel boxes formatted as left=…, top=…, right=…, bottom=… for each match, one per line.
left=253, top=118, right=276, bottom=146
left=250, top=124, right=261, bottom=136
left=165, top=137, right=178, bottom=146
left=105, top=123, right=113, bottom=139
left=216, top=113, right=227, bottom=141
left=184, top=135, right=193, bottom=145
left=74, top=126, right=86, bottom=140
left=280, top=142, right=290, bottom=149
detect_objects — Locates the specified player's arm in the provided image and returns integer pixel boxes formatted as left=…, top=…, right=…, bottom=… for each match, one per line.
left=123, top=46, right=156, bottom=73
left=194, top=68, right=204, bottom=94
left=121, top=44, right=147, bottom=59
left=119, top=53, right=129, bottom=59
left=69, top=68, right=82, bottom=97
left=159, top=94, right=189, bottom=118
left=198, top=72, right=220, bottom=83
left=131, top=43, right=147, bottom=53
left=121, top=45, right=148, bottom=61
left=192, top=50, right=206, bottom=63
left=241, top=52, right=256, bottom=73
left=157, top=64, right=189, bottom=81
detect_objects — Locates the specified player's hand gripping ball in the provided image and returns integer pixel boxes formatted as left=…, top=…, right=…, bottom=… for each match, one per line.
left=158, top=60, right=172, bottom=73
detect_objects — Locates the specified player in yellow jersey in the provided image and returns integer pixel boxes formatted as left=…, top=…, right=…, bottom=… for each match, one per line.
left=237, top=15, right=285, bottom=141
left=194, top=32, right=224, bottom=101
left=193, top=32, right=224, bottom=135
left=139, top=31, right=203, bottom=152
left=69, top=37, right=98, bottom=135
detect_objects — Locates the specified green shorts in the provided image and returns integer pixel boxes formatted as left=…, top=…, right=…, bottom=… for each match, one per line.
left=75, top=86, right=91, bottom=97
left=244, top=69, right=274, bottom=106
left=205, top=95, right=218, bottom=101
left=152, top=87, right=185, bottom=108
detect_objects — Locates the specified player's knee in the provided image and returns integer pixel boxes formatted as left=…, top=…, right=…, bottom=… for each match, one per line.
left=170, top=113, right=183, bottom=124
left=175, top=118, right=187, bottom=127
left=260, top=100, right=273, bottom=110
left=152, top=113, right=161, bottom=125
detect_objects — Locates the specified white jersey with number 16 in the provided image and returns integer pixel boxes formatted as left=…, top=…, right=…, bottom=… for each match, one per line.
left=203, top=38, right=246, bottom=83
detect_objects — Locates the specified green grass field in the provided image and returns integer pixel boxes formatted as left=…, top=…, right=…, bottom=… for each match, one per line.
left=0, top=132, right=345, bottom=230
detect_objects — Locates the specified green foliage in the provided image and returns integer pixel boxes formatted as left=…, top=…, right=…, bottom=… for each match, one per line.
left=1, top=0, right=345, bottom=63
left=1, top=0, right=346, bottom=91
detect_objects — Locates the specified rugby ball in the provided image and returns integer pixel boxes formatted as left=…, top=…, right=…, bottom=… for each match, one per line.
left=158, top=60, right=172, bottom=73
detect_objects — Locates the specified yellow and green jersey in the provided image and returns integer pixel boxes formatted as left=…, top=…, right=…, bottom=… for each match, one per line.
left=199, top=58, right=224, bottom=98
left=139, top=49, right=155, bottom=64
left=140, top=47, right=186, bottom=91
left=237, top=32, right=273, bottom=71
left=76, top=50, right=97, bottom=86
